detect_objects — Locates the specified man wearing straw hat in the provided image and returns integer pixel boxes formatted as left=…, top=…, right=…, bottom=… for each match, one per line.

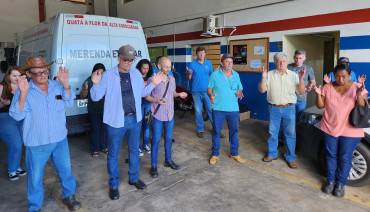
left=9, top=56, right=81, bottom=212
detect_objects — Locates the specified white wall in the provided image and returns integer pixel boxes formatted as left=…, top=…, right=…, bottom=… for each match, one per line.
left=93, top=0, right=109, bottom=16
left=45, top=0, right=87, bottom=19
left=0, top=0, right=39, bottom=42
left=117, top=0, right=290, bottom=28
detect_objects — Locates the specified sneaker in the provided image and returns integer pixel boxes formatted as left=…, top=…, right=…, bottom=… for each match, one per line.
left=139, top=149, right=144, bottom=157
left=8, top=172, right=19, bottom=181
left=197, top=132, right=204, bottom=138
left=16, top=168, right=27, bottom=177
left=143, top=145, right=151, bottom=154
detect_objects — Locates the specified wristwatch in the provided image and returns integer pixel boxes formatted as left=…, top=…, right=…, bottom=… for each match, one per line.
left=64, top=85, right=71, bottom=90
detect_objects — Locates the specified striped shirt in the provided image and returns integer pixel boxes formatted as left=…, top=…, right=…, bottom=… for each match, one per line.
left=148, top=75, right=176, bottom=121
left=9, top=80, right=76, bottom=147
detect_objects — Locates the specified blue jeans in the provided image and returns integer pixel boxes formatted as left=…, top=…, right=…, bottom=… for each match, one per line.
left=323, top=132, right=361, bottom=186
left=106, top=115, right=141, bottom=188
left=141, top=100, right=151, bottom=147
left=211, top=110, right=239, bottom=157
left=0, top=113, right=23, bottom=173
left=268, top=104, right=296, bottom=162
left=192, top=91, right=213, bottom=132
left=278, top=101, right=306, bottom=141
left=151, top=117, right=174, bottom=167
left=26, top=137, right=76, bottom=212
left=295, top=100, right=306, bottom=122
left=88, top=112, right=108, bottom=152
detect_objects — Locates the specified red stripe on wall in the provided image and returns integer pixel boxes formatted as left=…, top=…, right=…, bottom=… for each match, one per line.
left=147, top=8, right=370, bottom=44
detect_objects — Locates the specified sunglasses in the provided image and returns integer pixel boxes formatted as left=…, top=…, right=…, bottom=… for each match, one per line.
left=29, top=69, right=49, bottom=76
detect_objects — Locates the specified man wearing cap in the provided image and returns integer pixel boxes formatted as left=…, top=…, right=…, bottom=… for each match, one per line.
left=207, top=53, right=245, bottom=164
left=258, top=52, right=306, bottom=169
left=9, top=57, right=81, bottom=211
left=90, top=45, right=163, bottom=200
left=324, top=57, right=363, bottom=83
left=186, top=46, right=215, bottom=138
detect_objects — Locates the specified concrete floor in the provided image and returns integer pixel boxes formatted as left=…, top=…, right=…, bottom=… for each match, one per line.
left=0, top=111, right=369, bottom=212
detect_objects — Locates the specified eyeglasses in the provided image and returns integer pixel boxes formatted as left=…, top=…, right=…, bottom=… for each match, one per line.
left=29, top=69, right=49, bottom=76
left=119, top=56, right=134, bottom=63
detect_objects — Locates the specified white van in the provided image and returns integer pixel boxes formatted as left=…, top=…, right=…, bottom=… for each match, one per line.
left=16, top=13, right=149, bottom=134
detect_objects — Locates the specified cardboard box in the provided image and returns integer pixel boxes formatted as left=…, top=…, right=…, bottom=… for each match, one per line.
left=239, top=111, right=250, bottom=121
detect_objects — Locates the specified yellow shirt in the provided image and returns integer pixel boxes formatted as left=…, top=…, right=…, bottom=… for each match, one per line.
left=265, top=69, right=299, bottom=105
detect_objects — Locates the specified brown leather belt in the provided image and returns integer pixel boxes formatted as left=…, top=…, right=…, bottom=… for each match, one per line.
left=272, top=103, right=293, bottom=108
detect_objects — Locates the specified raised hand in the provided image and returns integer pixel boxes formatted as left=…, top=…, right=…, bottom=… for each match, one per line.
left=324, top=74, right=331, bottom=84
left=152, top=71, right=165, bottom=86
left=299, top=67, right=306, bottom=79
left=91, top=69, right=102, bottom=85
left=261, top=66, right=267, bottom=79
left=236, top=89, right=244, bottom=100
left=179, top=92, right=188, bottom=99
left=0, top=98, right=11, bottom=106
left=57, top=66, right=70, bottom=88
left=358, top=74, right=366, bottom=84
left=186, top=67, right=193, bottom=75
left=356, top=81, right=365, bottom=96
left=18, top=75, right=30, bottom=94
left=313, top=85, right=322, bottom=96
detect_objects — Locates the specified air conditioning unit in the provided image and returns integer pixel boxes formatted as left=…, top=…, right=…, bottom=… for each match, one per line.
left=201, top=15, right=221, bottom=37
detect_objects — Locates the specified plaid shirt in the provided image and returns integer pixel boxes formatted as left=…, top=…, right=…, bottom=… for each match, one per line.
left=148, top=75, right=176, bottom=121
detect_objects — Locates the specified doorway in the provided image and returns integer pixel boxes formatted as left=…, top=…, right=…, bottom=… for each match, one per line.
left=283, top=31, right=340, bottom=108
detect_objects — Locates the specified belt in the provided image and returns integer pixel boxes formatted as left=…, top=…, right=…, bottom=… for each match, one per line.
left=272, top=103, right=293, bottom=108
left=125, top=112, right=136, bottom=117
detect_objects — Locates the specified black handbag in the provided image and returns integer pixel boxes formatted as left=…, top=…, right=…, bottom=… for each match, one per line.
left=349, top=98, right=370, bottom=128
left=144, top=81, right=170, bottom=124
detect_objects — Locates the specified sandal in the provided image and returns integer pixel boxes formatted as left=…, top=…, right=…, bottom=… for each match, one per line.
left=92, top=152, right=99, bottom=158
left=101, top=148, right=109, bottom=154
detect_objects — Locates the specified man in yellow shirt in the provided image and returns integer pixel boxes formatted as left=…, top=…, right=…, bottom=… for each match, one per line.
left=258, top=52, right=305, bottom=169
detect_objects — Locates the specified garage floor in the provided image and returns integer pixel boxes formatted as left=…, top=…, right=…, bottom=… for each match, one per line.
left=0, top=111, right=369, bottom=212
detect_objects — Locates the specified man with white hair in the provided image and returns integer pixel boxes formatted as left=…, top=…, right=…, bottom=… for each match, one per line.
left=258, top=52, right=306, bottom=169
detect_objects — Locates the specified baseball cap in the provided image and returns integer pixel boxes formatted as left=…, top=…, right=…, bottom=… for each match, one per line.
left=221, top=53, right=233, bottom=61
left=118, top=45, right=136, bottom=60
left=337, top=57, right=350, bottom=64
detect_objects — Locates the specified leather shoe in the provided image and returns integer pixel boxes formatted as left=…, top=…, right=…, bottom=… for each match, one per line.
left=322, top=182, right=335, bottom=194
left=63, top=194, right=81, bottom=211
left=33, top=210, right=42, bottom=212
left=287, top=161, right=298, bottom=169
left=230, top=155, right=245, bottom=163
left=209, top=156, right=219, bottom=164
left=109, top=189, right=119, bottom=200
left=150, top=166, right=158, bottom=178
left=333, top=184, right=345, bottom=197
left=129, top=179, right=147, bottom=189
left=164, top=160, right=181, bottom=170
left=262, top=156, right=277, bottom=162
left=197, top=132, right=204, bottom=138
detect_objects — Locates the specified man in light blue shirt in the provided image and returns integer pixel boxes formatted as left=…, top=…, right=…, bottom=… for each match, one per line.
left=90, top=45, right=163, bottom=200
left=186, top=46, right=214, bottom=138
left=10, top=56, right=81, bottom=212
left=207, top=53, right=245, bottom=165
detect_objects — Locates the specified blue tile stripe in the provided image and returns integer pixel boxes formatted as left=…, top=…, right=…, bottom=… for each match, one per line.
left=269, top=42, right=282, bottom=52
left=340, top=35, right=370, bottom=50
left=167, top=48, right=192, bottom=55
